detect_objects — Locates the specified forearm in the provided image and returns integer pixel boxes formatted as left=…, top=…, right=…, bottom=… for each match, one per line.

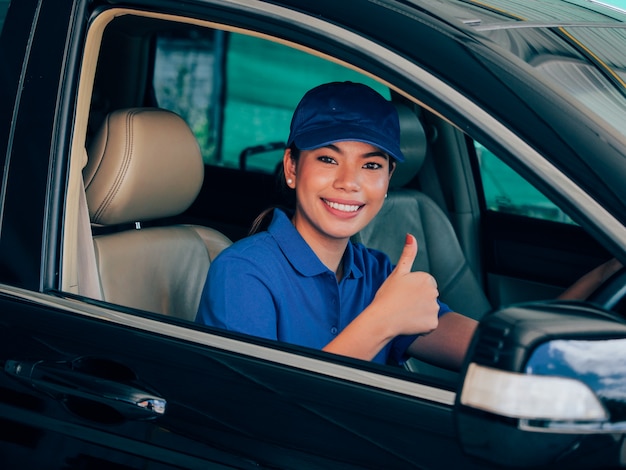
left=323, top=235, right=441, bottom=361
left=322, top=305, right=396, bottom=361
left=407, top=312, right=477, bottom=371
left=558, top=258, right=622, bottom=300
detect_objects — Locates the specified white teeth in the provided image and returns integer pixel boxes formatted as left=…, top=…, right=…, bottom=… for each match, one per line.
left=324, top=200, right=361, bottom=212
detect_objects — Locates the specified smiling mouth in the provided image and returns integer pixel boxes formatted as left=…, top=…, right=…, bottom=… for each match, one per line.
left=323, top=199, right=363, bottom=213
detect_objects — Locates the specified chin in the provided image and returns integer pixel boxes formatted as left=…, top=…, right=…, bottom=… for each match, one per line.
left=326, top=221, right=369, bottom=241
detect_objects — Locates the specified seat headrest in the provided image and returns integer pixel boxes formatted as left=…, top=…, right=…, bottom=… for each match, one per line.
left=389, top=103, right=427, bottom=188
left=84, top=108, right=204, bottom=226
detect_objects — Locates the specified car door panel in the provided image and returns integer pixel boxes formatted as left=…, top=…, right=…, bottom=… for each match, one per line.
left=0, top=287, right=487, bottom=469
left=482, top=211, right=613, bottom=307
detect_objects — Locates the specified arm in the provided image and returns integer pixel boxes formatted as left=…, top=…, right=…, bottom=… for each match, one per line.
left=406, top=258, right=622, bottom=371
left=407, top=312, right=477, bottom=371
left=558, top=258, right=622, bottom=300
left=323, top=234, right=440, bottom=361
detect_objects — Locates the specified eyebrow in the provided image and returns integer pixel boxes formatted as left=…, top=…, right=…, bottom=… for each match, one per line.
left=323, top=143, right=390, bottom=160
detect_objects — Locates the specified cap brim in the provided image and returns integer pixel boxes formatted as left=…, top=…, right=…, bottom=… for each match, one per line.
left=290, top=126, right=405, bottom=162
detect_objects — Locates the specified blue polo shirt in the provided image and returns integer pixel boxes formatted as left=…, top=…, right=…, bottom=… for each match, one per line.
left=196, top=209, right=451, bottom=365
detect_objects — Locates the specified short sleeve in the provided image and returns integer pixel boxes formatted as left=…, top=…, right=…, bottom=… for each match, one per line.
left=196, top=252, right=279, bottom=340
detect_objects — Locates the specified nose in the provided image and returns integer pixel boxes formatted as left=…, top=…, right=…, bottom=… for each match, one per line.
left=333, top=164, right=361, bottom=192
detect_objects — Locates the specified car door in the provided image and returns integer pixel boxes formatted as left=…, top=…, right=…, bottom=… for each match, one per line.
left=1, top=288, right=477, bottom=469
left=0, top=1, right=490, bottom=468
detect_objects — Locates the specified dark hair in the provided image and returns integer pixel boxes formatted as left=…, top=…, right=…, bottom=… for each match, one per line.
left=248, top=145, right=300, bottom=235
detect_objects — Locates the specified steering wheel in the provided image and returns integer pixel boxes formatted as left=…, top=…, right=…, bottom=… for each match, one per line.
left=586, top=266, right=626, bottom=312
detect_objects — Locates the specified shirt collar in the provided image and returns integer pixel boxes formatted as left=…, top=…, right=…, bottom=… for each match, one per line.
left=268, top=208, right=362, bottom=280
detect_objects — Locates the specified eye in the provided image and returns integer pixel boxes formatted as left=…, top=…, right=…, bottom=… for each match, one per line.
left=318, top=155, right=337, bottom=164
left=363, top=161, right=383, bottom=170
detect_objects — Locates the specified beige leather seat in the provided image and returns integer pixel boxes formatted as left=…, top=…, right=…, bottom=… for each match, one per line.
left=83, top=108, right=231, bottom=321
left=354, top=104, right=491, bottom=321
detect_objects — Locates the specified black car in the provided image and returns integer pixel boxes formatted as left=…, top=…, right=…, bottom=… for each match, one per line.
left=2, top=0, right=626, bottom=468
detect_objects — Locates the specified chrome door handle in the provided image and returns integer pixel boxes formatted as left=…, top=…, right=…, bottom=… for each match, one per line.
left=5, top=358, right=166, bottom=420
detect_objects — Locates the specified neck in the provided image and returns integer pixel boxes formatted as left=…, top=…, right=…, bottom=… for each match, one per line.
left=308, top=235, right=348, bottom=276
left=291, top=217, right=348, bottom=277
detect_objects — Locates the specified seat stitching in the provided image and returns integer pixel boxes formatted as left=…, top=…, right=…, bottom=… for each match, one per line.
left=93, top=109, right=137, bottom=222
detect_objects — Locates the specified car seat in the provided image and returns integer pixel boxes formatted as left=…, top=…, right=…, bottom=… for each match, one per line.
left=83, top=107, right=232, bottom=321
left=354, top=104, right=492, bottom=321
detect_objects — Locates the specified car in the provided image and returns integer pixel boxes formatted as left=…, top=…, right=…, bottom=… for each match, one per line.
left=1, top=0, right=626, bottom=468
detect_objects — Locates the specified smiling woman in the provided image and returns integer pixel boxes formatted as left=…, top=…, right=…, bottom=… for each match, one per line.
left=195, top=81, right=476, bottom=369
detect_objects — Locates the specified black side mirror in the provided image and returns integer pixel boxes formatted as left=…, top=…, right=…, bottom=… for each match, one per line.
left=456, top=301, right=626, bottom=468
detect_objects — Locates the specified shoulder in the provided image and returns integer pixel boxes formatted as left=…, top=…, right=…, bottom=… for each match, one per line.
left=212, top=231, right=281, bottom=271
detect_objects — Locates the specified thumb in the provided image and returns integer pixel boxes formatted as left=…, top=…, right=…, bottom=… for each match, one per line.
left=394, top=234, right=418, bottom=274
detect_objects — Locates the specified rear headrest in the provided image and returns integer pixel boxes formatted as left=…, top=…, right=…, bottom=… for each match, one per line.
left=84, top=108, right=204, bottom=226
left=389, top=103, right=427, bottom=188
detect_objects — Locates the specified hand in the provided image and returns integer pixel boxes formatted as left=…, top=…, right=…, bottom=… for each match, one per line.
left=371, top=234, right=440, bottom=337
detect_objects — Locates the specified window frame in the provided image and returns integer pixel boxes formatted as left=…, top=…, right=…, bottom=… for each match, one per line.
left=63, top=4, right=624, bottom=390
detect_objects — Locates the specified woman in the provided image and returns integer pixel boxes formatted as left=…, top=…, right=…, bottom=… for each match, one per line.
left=196, top=81, right=619, bottom=370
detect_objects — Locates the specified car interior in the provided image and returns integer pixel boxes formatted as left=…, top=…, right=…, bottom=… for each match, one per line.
left=84, top=107, right=232, bottom=320
left=61, top=9, right=614, bottom=385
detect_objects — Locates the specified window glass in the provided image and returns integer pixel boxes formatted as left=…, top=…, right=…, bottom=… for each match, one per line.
left=221, top=33, right=388, bottom=172
left=153, top=28, right=388, bottom=173
left=475, top=142, right=575, bottom=224
left=476, top=23, right=626, bottom=142
left=532, top=56, right=626, bottom=139
left=153, top=28, right=223, bottom=160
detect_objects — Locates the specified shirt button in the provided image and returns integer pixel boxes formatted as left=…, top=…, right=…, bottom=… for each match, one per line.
left=331, top=327, right=338, bottom=335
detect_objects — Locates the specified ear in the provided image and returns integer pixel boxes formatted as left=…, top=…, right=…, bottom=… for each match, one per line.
left=283, top=149, right=297, bottom=188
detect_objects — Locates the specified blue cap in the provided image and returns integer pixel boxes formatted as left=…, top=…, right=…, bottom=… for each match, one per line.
left=286, top=82, right=404, bottom=162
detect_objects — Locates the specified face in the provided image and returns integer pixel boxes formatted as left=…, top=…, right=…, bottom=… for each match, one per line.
left=284, top=140, right=395, bottom=248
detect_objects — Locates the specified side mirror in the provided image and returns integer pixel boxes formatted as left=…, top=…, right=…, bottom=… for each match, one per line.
left=456, top=301, right=626, bottom=468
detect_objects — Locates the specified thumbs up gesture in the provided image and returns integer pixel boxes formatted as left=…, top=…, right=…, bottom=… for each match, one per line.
left=371, top=234, right=440, bottom=337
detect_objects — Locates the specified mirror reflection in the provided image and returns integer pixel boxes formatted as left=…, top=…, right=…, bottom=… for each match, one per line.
left=526, top=338, right=626, bottom=429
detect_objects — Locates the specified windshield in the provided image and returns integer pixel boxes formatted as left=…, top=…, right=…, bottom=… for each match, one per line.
left=490, top=24, right=626, bottom=139
left=439, top=0, right=626, bottom=142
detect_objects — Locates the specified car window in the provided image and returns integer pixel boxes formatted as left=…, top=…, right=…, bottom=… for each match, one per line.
left=533, top=55, right=626, bottom=137
left=465, top=6, right=626, bottom=143
left=153, top=27, right=223, bottom=163
left=474, top=141, right=575, bottom=224
left=71, top=7, right=616, bottom=387
left=153, top=29, right=388, bottom=173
